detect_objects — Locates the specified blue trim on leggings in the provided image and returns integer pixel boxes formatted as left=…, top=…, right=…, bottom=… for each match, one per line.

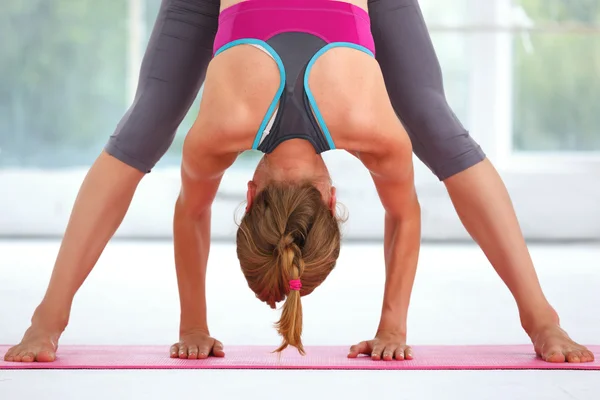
left=215, top=39, right=286, bottom=150
left=303, top=42, right=375, bottom=150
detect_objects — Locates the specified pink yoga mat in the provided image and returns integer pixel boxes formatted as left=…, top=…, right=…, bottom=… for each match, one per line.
left=1, top=345, right=598, bottom=370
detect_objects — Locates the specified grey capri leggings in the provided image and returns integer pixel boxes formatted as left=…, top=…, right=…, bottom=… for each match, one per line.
left=105, top=0, right=485, bottom=180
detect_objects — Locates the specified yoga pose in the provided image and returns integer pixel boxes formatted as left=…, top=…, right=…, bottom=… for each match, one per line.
left=171, top=0, right=419, bottom=358
left=4, top=0, right=593, bottom=363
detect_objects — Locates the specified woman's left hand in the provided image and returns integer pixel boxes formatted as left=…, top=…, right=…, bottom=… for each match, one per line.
left=347, top=331, right=413, bottom=361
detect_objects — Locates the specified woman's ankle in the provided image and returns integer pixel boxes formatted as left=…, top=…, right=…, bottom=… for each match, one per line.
left=519, top=303, right=559, bottom=335
left=30, top=302, right=70, bottom=333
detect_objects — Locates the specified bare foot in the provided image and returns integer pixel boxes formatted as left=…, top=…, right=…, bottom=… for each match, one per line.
left=529, top=324, right=595, bottom=363
left=4, top=325, right=61, bottom=363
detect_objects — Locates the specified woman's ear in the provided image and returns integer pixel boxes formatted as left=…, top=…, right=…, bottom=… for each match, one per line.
left=329, top=186, right=337, bottom=215
left=246, top=181, right=257, bottom=212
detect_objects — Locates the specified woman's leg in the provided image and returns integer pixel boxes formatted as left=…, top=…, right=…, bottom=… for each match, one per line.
left=369, top=0, right=593, bottom=362
left=4, top=0, right=219, bottom=363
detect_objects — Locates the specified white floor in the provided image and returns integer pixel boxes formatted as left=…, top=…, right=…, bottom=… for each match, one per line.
left=0, top=240, right=598, bottom=400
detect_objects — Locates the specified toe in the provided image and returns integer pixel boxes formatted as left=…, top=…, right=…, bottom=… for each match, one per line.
left=21, top=352, right=36, bottom=363
left=404, top=346, right=414, bottom=360
left=14, top=349, right=33, bottom=363
left=582, top=350, right=595, bottom=363
left=3, top=347, right=17, bottom=361
left=566, top=350, right=582, bottom=363
left=36, top=350, right=56, bottom=363
left=544, top=347, right=566, bottom=363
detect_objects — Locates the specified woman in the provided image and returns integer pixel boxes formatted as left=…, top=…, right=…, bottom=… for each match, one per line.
left=172, top=0, right=420, bottom=356
left=5, top=0, right=592, bottom=364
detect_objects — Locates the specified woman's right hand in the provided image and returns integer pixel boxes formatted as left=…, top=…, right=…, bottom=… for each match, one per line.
left=170, top=329, right=225, bottom=359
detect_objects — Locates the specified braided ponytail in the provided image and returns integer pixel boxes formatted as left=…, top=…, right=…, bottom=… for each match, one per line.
left=274, top=235, right=305, bottom=354
left=237, top=182, right=342, bottom=355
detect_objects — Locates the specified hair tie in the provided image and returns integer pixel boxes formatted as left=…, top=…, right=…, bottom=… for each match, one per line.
left=289, top=279, right=302, bottom=291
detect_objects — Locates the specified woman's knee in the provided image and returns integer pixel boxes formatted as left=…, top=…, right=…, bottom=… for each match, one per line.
left=403, top=91, right=485, bottom=180
left=104, top=71, right=204, bottom=173
left=105, top=110, right=177, bottom=173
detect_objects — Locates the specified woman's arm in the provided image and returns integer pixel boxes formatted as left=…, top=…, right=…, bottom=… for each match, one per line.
left=367, top=145, right=421, bottom=336
left=349, top=134, right=421, bottom=360
left=374, top=168, right=421, bottom=335
left=174, top=173, right=222, bottom=336
left=171, top=139, right=238, bottom=358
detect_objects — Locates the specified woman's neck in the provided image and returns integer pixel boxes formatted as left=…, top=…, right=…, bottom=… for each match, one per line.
left=265, top=139, right=323, bottom=181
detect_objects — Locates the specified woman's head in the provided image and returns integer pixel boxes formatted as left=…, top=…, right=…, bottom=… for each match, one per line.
left=236, top=178, right=342, bottom=355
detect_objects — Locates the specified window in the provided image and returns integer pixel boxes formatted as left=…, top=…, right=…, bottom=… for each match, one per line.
left=419, top=0, right=600, bottom=240
left=2, top=0, right=598, bottom=239
left=0, top=1, right=129, bottom=168
left=512, top=1, right=600, bottom=153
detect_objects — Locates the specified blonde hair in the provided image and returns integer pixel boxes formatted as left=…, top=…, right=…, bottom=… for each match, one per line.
left=236, top=182, right=341, bottom=354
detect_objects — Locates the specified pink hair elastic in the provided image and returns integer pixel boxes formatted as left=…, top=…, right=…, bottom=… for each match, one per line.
left=289, top=279, right=302, bottom=291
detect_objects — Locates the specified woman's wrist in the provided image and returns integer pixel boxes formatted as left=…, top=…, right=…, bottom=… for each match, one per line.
left=377, top=309, right=408, bottom=337
left=179, top=317, right=209, bottom=336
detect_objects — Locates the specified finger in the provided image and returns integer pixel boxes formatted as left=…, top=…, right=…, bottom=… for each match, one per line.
left=404, top=346, right=414, bottom=360
left=382, top=345, right=396, bottom=361
left=212, top=340, right=225, bottom=357
left=187, top=345, right=199, bottom=360
left=170, top=344, right=179, bottom=358
left=178, top=343, right=188, bottom=359
left=371, top=343, right=384, bottom=360
left=198, top=342, right=211, bottom=359
left=394, top=347, right=405, bottom=361
left=348, top=341, right=371, bottom=358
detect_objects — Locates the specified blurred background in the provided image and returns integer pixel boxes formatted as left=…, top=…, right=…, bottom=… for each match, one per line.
left=1, top=0, right=599, bottom=241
